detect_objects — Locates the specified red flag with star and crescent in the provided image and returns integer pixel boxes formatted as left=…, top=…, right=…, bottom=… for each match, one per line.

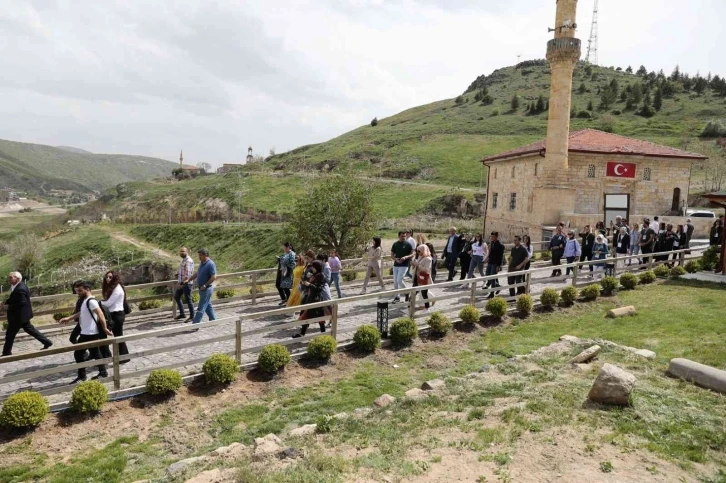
left=606, top=162, right=636, bottom=178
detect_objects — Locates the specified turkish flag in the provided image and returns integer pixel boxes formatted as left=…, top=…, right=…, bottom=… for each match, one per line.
left=606, top=162, right=636, bottom=178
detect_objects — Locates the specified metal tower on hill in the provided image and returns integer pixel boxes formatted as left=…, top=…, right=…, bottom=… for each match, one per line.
left=585, top=0, right=599, bottom=65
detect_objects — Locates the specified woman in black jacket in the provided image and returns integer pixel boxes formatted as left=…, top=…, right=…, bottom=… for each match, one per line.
left=292, top=260, right=327, bottom=338
left=672, top=224, right=687, bottom=265
left=614, top=227, right=630, bottom=269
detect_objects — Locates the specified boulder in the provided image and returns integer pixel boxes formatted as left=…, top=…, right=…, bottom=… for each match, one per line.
left=210, top=442, right=246, bottom=457
left=374, top=394, right=396, bottom=407
left=253, top=434, right=282, bottom=458
left=559, top=335, right=583, bottom=343
left=629, top=348, right=656, bottom=360
left=668, top=358, right=726, bottom=394
left=569, top=345, right=601, bottom=364
left=606, top=306, right=636, bottom=318
left=332, top=412, right=349, bottom=420
left=353, top=407, right=372, bottom=417
left=183, top=468, right=227, bottom=483
left=289, top=424, right=317, bottom=437
left=421, top=379, right=446, bottom=391
left=167, top=456, right=208, bottom=476
left=587, top=363, right=636, bottom=406
left=405, top=388, right=428, bottom=399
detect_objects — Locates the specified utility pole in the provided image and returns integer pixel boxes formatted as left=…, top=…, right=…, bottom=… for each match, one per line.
left=585, top=0, right=599, bottom=65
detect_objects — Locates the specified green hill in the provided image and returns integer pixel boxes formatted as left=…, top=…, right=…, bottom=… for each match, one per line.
left=0, top=138, right=177, bottom=194
left=266, top=62, right=726, bottom=187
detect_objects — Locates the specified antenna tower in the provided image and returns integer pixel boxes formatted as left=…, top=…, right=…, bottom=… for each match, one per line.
left=585, top=0, right=599, bottom=65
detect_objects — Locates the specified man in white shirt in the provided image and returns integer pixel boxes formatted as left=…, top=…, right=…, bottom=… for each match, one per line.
left=650, top=216, right=660, bottom=232
left=60, top=281, right=113, bottom=383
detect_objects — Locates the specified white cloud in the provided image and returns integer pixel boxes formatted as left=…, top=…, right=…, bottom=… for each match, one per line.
left=0, top=0, right=723, bottom=167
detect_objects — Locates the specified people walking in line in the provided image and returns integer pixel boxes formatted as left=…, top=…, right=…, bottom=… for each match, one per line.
left=2, top=272, right=52, bottom=356
left=292, top=260, right=326, bottom=338
left=662, top=224, right=676, bottom=266
left=592, top=234, right=609, bottom=279
left=614, top=227, right=630, bottom=269
left=425, top=242, right=438, bottom=282
left=507, top=236, right=529, bottom=296
left=59, top=281, right=113, bottom=382
left=467, top=234, right=488, bottom=279
left=328, top=249, right=343, bottom=298
left=549, top=225, right=566, bottom=277
left=361, top=237, right=385, bottom=294
left=190, top=248, right=217, bottom=325
left=277, top=242, right=296, bottom=306
left=628, top=223, right=641, bottom=266
left=650, top=216, right=660, bottom=233
left=101, top=271, right=129, bottom=360
left=639, top=219, right=656, bottom=267
left=485, top=232, right=505, bottom=299
left=563, top=230, right=582, bottom=277
left=442, top=227, right=464, bottom=281
left=286, top=255, right=306, bottom=308
left=174, top=247, right=195, bottom=322
left=391, top=231, right=414, bottom=303
left=458, top=234, right=472, bottom=282
left=579, top=225, right=595, bottom=273
left=412, top=244, right=434, bottom=311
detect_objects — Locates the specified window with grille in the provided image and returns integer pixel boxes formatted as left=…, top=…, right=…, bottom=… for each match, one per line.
left=492, top=193, right=498, bottom=209
left=587, top=165, right=595, bottom=178
left=643, top=167, right=651, bottom=181
left=510, top=193, right=517, bottom=210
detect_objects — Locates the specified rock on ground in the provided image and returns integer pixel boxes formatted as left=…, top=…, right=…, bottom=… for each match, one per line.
left=374, top=394, right=395, bottom=407
left=167, top=456, right=208, bottom=475
left=668, top=358, right=726, bottom=394
left=569, top=345, right=601, bottom=364
left=290, top=424, right=317, bottom=437
left=606, top=306, right=636, bottom=318
left=184, top=468, right=236, bottom=483
left=210, top=442, right=247, bottom=457
left=588, top=363, right=636, bottom=406
left=254, top=434, right=283, bottom=458
left=405, top=388, right=428, bottom=399
left=421, top=379, right=446, bottom=391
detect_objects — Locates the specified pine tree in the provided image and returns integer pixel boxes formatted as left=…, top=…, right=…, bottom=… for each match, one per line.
left=511, top=94, right=520, bottom=111
left=587, top=100, right=594, bottom=111
left=637, top=65, right=647, bottom=76
left=536, top=95, right=546, bottom=113
left=578, top=83, right=587, bottom=94
left=670, top=65, right=681, bottom=81
left=653, top=88, right=663, bottom=111
left=694, top=77, right=708, bottom=95
left=626, top=66, right=633, bottom=74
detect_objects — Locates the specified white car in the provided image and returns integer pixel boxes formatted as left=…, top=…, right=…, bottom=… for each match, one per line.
left=686, top=210, right=716, bottom=218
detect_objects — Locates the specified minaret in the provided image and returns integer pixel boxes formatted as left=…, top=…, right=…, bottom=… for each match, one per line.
left=544, top=0, right=581, bottom=172
left=179, top=150, right=184, bottom=170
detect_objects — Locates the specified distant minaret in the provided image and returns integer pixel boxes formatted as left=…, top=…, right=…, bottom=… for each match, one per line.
left=246, top=146, right=253, bottom=164
left=179, top=150, right=184, bottom=170
left=544, top=0, right=581, bottom=172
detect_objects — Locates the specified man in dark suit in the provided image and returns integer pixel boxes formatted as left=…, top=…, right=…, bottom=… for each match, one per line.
left=2, top=272, right=52, bottom=356
left=442, top=227, right=464, bottom=282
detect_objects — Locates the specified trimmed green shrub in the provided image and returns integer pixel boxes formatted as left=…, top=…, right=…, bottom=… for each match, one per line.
left=560, top=286, right=578, bottom=305
left=191, top=292, right=200, bottom=303
left=459, top=305, right=480, bottom=325
left=139, top=299, right=163, bottom=311
left=315, top=414, right=337, bottom=434
left=146, top=369, right=183, bottom=396
left=0, top=391, right=48, bottom=428
left=486, top=296, right=508, bottom=318
left=53, top=311, right=72, bottom=321
left=258, top=344, right=291, bottom=373
left=670, top=266, right=687, bottom=278
left=426, top=312, right=452, bottom=336
left=69, top=381, right=108, bottom=413
left=491, top=108, right=500, bottom=116
left=203, top=353, right=239, bottom=385
left=639, top=270, right=657, bottom=285
left=516, top=294, right=534, bottom=315
left=684, top=260, right=701, bottom=273
left=653, top=264, right=671, bottom=278
left=701, top=246, right=720, bottom=271
left=540, top=288, right=560, bottom=308
left=600, top=276, right=619, bottom=295
left=307, top=335, right=338, bottom=361
left=389, top=317, right=418, bottom=347
left=619, top=272, right=638, bottom=290
left=353, top=325, right=381, bottom=352
left=216, top=289, right=236, bottom=299
left=580, top=284, right=601, bottom=301
left=540, top=250, right=552, bottom=261
left=342, top=272, right=357, bottom=282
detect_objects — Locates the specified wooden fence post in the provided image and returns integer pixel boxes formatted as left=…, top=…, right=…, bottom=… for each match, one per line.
left=235, top=318, right=242, bottom=363
left=170, top=282, right=177, bottom=319
left=525, top=271, right=531, bottom=294
left=331, top=305, right=339, bottom=339
left=572, top=265, right=578, bottom=287
left=112, top=341, right=121, bottom=390
left=408, top=289, right=417, bottom=319
left=250, top=273, right=258, bottom=306
left=469, top=279, right=477, bottom=305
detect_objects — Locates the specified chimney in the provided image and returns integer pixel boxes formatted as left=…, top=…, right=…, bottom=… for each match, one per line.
left=544, top=0, right=581, bottom=172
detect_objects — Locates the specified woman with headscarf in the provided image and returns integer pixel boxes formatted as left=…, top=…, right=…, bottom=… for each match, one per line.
left=292, top=260, right=327, bottom=338
left=276, top=242, right=296, bottom=306
left=591, top=234, right=609, bottom=279
left=286, top=255, right=306, bottom=308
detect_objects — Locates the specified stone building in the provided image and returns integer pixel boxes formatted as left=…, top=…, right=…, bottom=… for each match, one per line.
left=482, top=129, right=706, bottom=241
left=481, top=0, right=707, bottom=242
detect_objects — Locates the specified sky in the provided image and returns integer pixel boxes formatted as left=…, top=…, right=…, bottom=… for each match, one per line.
left=1, top=0, right=724, bottom=167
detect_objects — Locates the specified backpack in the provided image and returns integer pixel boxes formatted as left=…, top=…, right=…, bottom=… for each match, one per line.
left=86, top=297, right=112, bottom=335
left=122, top=285, right=131, bottom=315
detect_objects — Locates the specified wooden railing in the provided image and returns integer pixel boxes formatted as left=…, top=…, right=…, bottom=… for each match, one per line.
left=0, top=245, right=708, bottom=402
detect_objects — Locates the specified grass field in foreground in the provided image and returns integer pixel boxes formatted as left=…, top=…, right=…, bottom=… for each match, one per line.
left=0, top=280, right=724, bottom=482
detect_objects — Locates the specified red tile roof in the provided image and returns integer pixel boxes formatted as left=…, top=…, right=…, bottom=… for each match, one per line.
left=481, top=129, right=707, bottom=163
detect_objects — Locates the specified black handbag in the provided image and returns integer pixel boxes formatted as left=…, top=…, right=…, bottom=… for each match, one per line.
left=122, top=285, right=132, bottom=315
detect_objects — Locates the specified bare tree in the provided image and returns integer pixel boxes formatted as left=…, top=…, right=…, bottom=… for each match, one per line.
left=7, top=233, right=46, bottom=278
left=196, top=162, right=212, bottom=174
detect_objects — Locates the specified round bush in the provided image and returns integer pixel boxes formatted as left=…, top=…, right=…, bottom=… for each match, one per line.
left=619, top=272, right=638, bottom=290
left=203, top=353, right=239, bottom=385
left=0, top=391, right=48, bottom=428
left=486, top=297, right=508, bottom=318
left=307, top=335, right=338, bottom=361
left=540, top=288, right=560, bottom=308
left=684, top=260, right=701, bottom=274
left=342, top=272, right=357, bottom=282
left=653, top=264, right=671, bottom=278
left=600, top=276, right=619, bottom=295
left=639, top=270, right=656, bottom=285
left=670, top=266, right=687, bottom=278
left=353, top=325, right=381, bottom=352
left=580, top=284, right=601, bottom=301
left=53, top=311, right=72, bottom=322
left=215, top=289, right=236, bottom=299
left=146, top=369, right=183, bottom=396
left=139, top=299, right=163, bottom=311
left=69, top=381, right=108, bottom=413
left=459, top=305, right=480, bottom=325
left=701, top=246, right=719, bottom=271
left=560, top=286, right=578, bottom=305
left=426, top=312, right=452, bottom=336
left=389, top=317, right=418, bottom=347
left=516, top=294, right=534, bottom=315
left=540, top=250, right=552, bottom=261
left=258, top=344, right=291, bottom=373
left=192, top=292, right=200, bottom=303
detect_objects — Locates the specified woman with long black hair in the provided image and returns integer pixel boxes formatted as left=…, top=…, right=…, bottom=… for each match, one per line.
left=292, top=260, right=327, bottom=338
left=101, top=271, right=129, bottom=360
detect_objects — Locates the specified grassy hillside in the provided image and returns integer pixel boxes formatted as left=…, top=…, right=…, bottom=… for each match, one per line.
left=266, top=62, right=726, bottom=187
left=0, top=138, right=177, bottom=194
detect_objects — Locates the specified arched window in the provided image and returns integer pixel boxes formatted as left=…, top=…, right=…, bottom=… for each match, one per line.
left=671, top=187, right=681, bottom=213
